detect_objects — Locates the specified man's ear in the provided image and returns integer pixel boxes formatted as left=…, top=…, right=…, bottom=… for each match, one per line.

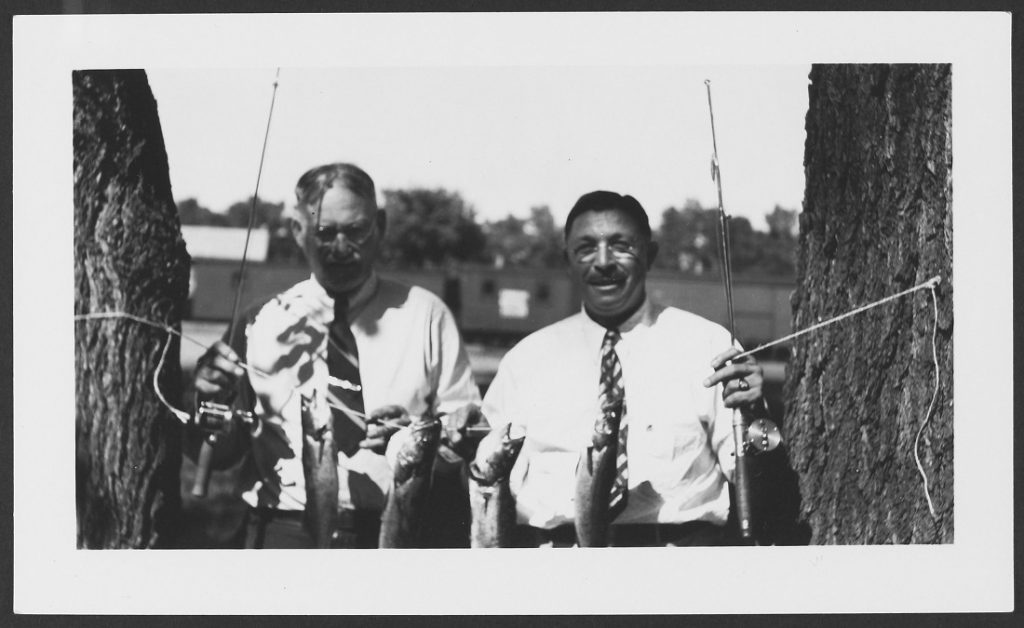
left=646, top=240, right=659, bottom=269
left=375, top=209, right=387, bottom=238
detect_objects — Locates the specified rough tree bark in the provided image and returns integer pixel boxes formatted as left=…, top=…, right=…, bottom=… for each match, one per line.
left=784, top=64, right=953, bottom=544
left=74, top=70, right=191, bottom=548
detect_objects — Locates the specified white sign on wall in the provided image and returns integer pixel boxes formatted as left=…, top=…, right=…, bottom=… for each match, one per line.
left=498, top=289, right=530, bottom=319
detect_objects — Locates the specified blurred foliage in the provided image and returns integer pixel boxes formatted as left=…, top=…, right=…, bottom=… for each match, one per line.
left=178, top=192, right=797, bottom=279
left=483, top=205, right=564, bottom=269
left=379, top=188, right=489, bottom=269
left=656, top=199, right=798, bottom=279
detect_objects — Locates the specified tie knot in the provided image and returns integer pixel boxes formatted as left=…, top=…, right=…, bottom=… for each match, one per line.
left=602, top=328, right=620, bottom=349
left=333, top=296, right=349, bottom=322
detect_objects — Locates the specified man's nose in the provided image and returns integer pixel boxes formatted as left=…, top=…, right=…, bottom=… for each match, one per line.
left=594, top=243, right=614, bottom=270
left=325, top=233, right=356, bottom=257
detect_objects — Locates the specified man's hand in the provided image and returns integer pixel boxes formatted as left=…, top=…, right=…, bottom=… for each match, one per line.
left=360, top=405, right=411, bottom=455
left=194, top=341, right=245, bottom=403
left=441, top=403, right=490, bottom=462
left=703, top=347, right=765, bottom=413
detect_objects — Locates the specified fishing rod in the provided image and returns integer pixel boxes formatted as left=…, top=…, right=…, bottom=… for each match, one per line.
left=191, top=69, right=281, bottom=498
left=704, top=79, right=782, bottom=542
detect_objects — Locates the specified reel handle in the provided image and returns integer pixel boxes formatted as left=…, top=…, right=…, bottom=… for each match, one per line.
left=191, top=435, right=218, bottom=498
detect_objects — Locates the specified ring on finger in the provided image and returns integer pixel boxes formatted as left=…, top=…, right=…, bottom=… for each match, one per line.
left=737, top=378, right=750, bottom=391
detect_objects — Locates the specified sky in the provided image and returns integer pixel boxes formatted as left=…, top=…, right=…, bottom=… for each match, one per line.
left=148, top=65, right=811, bottom=230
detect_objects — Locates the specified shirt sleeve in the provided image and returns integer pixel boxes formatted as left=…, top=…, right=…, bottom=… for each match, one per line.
left=428, top=298, right=481, bottom=415
left=480, top=352, right=515, bottom=431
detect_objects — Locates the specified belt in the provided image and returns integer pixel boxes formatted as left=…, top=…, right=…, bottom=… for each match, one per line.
left=249, top=507, right=382, bottom=549
left=251, top=507, right=379, bottom=525
left=251, top=507, right=303, bottom=522
left=524, top=521, right=725, bottom=547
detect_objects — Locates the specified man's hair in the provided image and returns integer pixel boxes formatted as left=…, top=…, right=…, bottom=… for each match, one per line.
left=563, top=190, right=652, bottom=241
left=288, top=162, right=377, bottom=222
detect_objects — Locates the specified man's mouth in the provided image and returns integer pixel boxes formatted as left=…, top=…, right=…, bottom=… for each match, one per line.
left=323, top=257, right=358, bottom=270
left=588, top=277, right=625, bottom=289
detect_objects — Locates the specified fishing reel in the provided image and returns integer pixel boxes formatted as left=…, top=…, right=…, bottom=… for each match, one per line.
left=192, top=399, right=257, bottom=435
left=743, top=417, right=782, bottom=454
left=189, top=400, right=258, bottom=499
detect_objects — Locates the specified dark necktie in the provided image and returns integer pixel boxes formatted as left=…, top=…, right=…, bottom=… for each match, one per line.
left=600, top=328, right=628, bottom=516
left=328, top=296, right=365, bottom=457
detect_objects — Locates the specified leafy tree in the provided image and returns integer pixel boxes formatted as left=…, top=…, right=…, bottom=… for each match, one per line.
left=224, top=197, right=302, bottom=262
left=655, top=199, right=721, bottom=275
left=178, top=197, right=227, bottom=227
left=178, top=197, right=303, bottom=263
left=766, top=205, right=799, bottom=239
left=483, top=205, right=564, bottom=268
left=380, top=188, right=489, bottom=269
left=655, top=199, right=797, bottom=279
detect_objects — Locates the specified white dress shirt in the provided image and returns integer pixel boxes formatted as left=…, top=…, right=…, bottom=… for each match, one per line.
left=238, top=272, right=480, bottom=512
left=481, top=297, right=737, bottom=529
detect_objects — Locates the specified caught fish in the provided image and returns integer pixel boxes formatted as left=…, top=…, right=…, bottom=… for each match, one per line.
left=469, top=423, right=526, bottom=548
left=378, top=413, right=443, bottom=548
left=300, top=392, right=339, bottom=548
left=574, top=399, right=624, bottom=547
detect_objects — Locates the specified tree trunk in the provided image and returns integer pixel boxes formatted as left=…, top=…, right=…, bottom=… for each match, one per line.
left=784, top=64, right=953, bottom=544
left=74, top=70, right=191, bottom=548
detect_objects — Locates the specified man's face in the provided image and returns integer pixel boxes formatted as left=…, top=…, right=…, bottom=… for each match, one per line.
left=566, top=208, right=657, bottom=327
left=294, top=184, right=384, bottom=296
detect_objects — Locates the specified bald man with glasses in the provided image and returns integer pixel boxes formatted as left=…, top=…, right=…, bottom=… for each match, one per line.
left=193, top=163, right=482, bottom=548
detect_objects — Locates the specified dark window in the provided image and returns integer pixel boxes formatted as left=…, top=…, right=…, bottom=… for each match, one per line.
left=481, top=279, right=496, bottom=296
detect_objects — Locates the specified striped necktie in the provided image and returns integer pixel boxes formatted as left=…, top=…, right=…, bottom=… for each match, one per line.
left=600, top=328, right=628, bottom=516
left=328, top=296, right=365, bottom=457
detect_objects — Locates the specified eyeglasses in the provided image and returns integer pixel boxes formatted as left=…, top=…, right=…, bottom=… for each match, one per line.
left=313, top=221, right=376, bottom=246
left=570, top=240, right=641, bottom=263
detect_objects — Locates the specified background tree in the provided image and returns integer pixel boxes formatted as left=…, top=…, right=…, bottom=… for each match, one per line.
left=178, top=196, right=303, bottom=263
left=74, top=70, right=191, bottom=548
left=766, top=205, right=799, bottom=239
left=177, top=197, right=225, bottom=227
left=655, top=199, right=797, bottom=279
left=380, top=188, right=489, bottom=269
left=655, top=200, right=719, bottom=274
left=483, top=205, right=564, bottom=268
left=784, top=64, right=953, bottom=544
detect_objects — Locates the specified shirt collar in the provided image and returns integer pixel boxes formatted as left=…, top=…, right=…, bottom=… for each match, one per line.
left=308, top=271, right=380, bottom=320
left=579, top=294, right=655, bottom=349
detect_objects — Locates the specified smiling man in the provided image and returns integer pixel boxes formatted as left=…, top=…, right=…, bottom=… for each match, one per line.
left=479, top=190, right=766, bottom=547
left=192, top=162, right=481, bottom=548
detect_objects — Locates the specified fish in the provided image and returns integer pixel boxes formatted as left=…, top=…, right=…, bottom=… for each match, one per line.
left=300, top=392, right=339, bottom=548
left=469, top=423, right=526, bottom=548
left=574, top=399, right=624, bottom=547
left=378, top=413, right=443, bottom=548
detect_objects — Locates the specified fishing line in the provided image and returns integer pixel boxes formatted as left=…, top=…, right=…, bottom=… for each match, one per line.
left=75, top=310, right=363, bottom=426
left=153, top=333, right=191, bottom=423
left=730, top=275, right=944, bottom=520
left=913, top=283, right=941, bottom=519
left=731, top=275, right=942, bottom=361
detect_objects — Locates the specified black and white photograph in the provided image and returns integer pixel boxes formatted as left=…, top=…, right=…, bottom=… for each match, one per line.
left=12, top=10, right=1014, bottom=616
